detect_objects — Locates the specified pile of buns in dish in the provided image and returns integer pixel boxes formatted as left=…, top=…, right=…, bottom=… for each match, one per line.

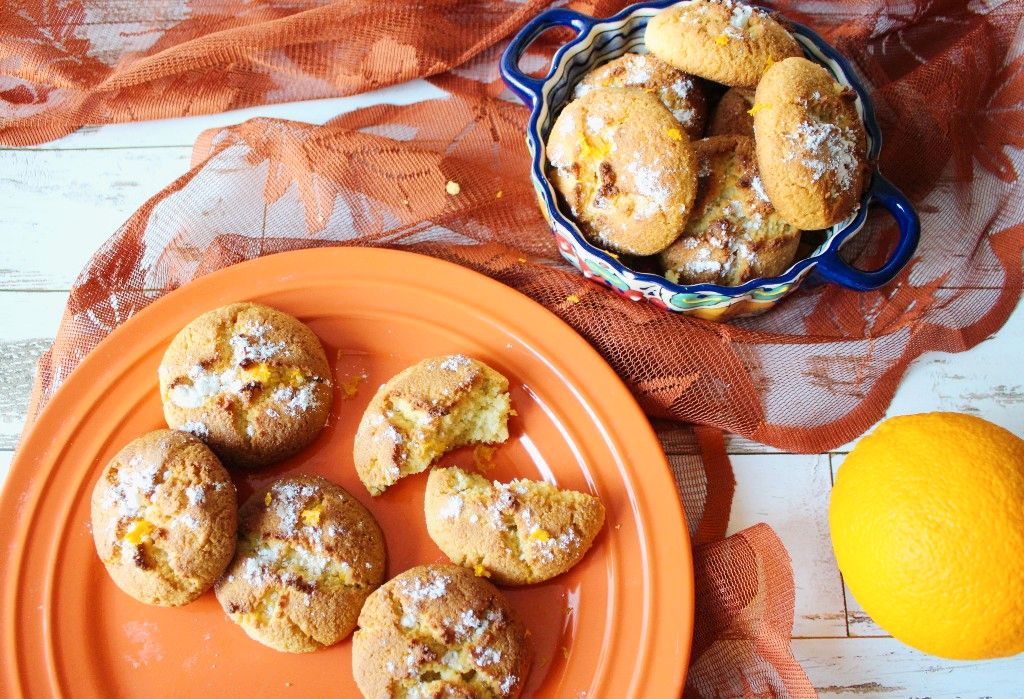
left=90, top=301, right=606, bottom=698
left=546, top=0, right=869, bottom=287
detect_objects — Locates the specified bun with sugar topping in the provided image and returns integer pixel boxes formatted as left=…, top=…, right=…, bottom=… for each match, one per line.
left=352, top=564, right=530, bottom=698
left=645, top=0, right=802, bottom=88
left=660, top=135, right=801, bottom=286
left=573, top=52, right=707, bottom=139
left=215, top=475, right=386, bottom=653
left=546, top=87, right=698, bottom=256
left=90, top=429, right=237, bottom=606
left=159, top=302, right=333, bottom=469
left=424, top=466, right=605, bottom=585
left=752, top=57, right=869, bottom=229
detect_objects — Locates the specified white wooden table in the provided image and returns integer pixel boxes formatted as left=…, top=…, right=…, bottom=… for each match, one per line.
left=2, top=82, right=1022, bottom=696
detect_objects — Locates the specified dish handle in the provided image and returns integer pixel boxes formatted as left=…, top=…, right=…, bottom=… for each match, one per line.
left=815, top=173, right=920, bottom=291
left=500, top=8, right=596, bottom=107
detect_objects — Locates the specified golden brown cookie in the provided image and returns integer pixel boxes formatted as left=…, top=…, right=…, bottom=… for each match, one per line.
left=424, top=467, right=605, bottom=585
left=573, top=52, right=707, bottom=139
left=660, top=135, right=801, bottom=285
left=645, top=0, right=802, bottom=88
left=707, top=87, right=755, bottom=137
left=753, top=57, right=869, bottom=228
left=547, top=87, right=698, bottom=255
left=353, top=355, right=511, bottom=497
left=352, top=564, right=530, bottom=699
left=159, top=302, right=333, bottom=469
left=90, top=429, right=237, bottom=606
left=215, top=475, right=386, bottom=653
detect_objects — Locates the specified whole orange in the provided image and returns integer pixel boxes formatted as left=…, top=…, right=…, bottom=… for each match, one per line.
left=830, top=412, right=1024, bottom=659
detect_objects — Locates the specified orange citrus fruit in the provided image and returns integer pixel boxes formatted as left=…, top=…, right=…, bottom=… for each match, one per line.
left=830, top=412, right=1024, bottom=659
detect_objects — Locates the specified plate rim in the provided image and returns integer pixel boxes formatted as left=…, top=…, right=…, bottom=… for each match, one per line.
left=0, top=247, right=693, bottom=697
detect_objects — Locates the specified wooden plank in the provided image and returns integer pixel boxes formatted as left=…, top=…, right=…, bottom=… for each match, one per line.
left=8, top=81, right=447, bottom=151
left=793, top=637, right=1024, bottom=697
left=0, top=148, right=194, bottom=290
left=0, top=293, right=70, bottom=450
left=726, top=454, right=847, bottom=638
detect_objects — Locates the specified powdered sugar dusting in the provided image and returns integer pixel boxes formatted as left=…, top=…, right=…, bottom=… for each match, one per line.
left=438, top=354, right=472, bottom=371
left=785, top=118, right=861, bottom=195
left=626, top=158, right=671, bottom=211
left=751, top=175, right=771, bottom=203
left=439, top=495, right=463, bottom=519
left=271, top=383, right=317, bottom=415
left=180, top=420, right=208, bottom=438
left=102, top=459, right=162, bottom=519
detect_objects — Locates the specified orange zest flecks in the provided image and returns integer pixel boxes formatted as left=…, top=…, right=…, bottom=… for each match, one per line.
left=665, top=127, right=683, bottom=141
left=338, top=373, right=365, bottom=399
left=747, top=103, right=770, bottom=116
left=529, top=528, right=551, bottom=542
left=264, top=492, right=273, bottom=507
left=566, top=294, right=580, bottom=304
left=300, top=503, right=323, bottom=526
left=124, top=519, right=155, bottom=545
left=473, top=444, right=497, bottom=473
left=473, top=564, right=491, bottom=578
left=715, top=33, right=730, bottom=46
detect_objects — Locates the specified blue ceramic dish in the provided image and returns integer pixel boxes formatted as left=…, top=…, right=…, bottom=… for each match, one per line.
left=500, top=0, right=919, bottom=320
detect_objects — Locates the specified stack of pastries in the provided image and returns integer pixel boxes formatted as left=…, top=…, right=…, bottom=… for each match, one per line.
left=546, top=0, right=869, bottom=287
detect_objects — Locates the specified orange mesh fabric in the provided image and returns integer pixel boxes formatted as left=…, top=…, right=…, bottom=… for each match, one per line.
left=6, top=1, right=1024, bottom=696
left=7, top=1, right=1022, bottom=452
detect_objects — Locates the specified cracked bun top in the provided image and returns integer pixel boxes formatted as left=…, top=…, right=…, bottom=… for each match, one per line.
left=90, top=429, right=237, bottom=606
left=215, top=475, right=386, bottom=653
left=424, top=466, right=606, bottom=585
left=352, top=564, right=530, bottom=698
left=159, top=302, right=333, bottom=469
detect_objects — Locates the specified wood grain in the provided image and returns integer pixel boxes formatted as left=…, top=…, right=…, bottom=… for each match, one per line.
left=0, top=293, right=70, bottom=449
left=727, top=454, right=847, bottom=638
left=794, top=637, right=1024, bottom=697
left=0, top=149, right=193, bottom=290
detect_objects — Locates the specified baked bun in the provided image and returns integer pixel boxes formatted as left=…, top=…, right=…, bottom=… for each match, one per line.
left=353, top=355, right=511, bottom=496
left=660, top=135, right=801, bottom=285
left=574, top=52, right=707, bottom=139
left=159, top=302, right=333, bottom=468
left=547, top=87, right=698, bottom=255
left=215, top=475, right=386, bottom=652
left=424, top=466, right=605, bottom=585
left=352, top=564, right=530, bottom=698
left=645, top=0, right=802, bottom=88
left=91, top=429, right=237, bottom=606
left=707, top=87, right=755, bottom=137
left=753, top=56, right=869, bottom=228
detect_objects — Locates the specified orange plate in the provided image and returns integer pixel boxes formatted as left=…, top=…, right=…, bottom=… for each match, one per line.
left=0, top=248, right=692, bottom=698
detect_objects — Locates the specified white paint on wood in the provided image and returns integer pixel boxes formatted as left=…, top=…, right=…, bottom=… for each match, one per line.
left=0, top=293, right=70, bottom=449
left=793, top=637, right=1024, bottom=697
left=727, top=454, right=847, bottom=638
left=0, top=148, right=193, bottom=290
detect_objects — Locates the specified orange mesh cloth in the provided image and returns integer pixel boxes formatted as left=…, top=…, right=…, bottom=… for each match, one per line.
left=6, top=1, right=1024, bottom=696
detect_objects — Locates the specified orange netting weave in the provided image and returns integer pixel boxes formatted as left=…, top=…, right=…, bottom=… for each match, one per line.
left=5, top=1, right=1024, bottom=696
